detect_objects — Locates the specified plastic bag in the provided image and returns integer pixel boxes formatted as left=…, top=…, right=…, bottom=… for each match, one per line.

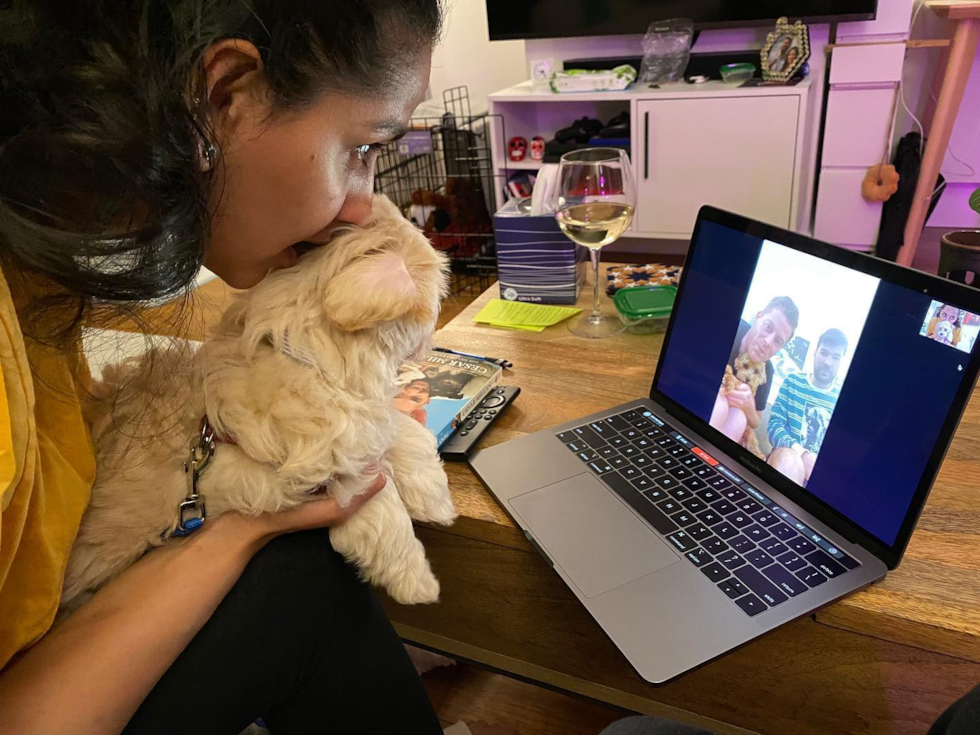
left=640, top=18, right=694, bottom=85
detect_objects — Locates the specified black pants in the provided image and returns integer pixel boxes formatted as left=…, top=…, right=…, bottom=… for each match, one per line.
left=124, top=529, right=442, bottom=734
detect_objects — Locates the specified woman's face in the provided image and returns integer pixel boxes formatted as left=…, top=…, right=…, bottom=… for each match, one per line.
left=940, top=305, right=959, bottom=324
left=203, top=45, right=432, bottom=288
left=392, top=380, right=430, bottom=414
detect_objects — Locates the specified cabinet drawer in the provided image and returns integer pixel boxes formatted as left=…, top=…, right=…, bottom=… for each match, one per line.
left=813, top=168, right=882, bottom=248
left=830, top=44, right=906, bottom=85
left=822, top=87, right=896, bottom=167
left=636, top=96, right=800, bottom=236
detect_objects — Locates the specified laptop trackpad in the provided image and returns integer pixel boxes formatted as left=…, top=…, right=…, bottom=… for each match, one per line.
left=511, top=474, right=679, bottom=598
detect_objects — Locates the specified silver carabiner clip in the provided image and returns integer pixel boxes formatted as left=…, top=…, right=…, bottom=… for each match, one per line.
left=175, top=419, right=216, bottom=537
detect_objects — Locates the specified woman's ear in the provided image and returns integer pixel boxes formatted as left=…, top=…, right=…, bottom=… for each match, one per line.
left=199, top=39, right=270, bottom=147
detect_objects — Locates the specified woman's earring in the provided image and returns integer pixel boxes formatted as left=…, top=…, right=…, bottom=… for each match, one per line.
left=192, top=101, right=217, bottom=172
left=203, top=142, right=217, bottom=172
left=197, top=137, right=217, bottom=173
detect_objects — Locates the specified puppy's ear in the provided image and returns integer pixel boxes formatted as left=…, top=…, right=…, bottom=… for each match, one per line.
left=322, top=252, right=419, bottom=331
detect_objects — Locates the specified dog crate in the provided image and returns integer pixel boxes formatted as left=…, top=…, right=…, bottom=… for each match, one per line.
left=373, top=87, right=508, bottom=297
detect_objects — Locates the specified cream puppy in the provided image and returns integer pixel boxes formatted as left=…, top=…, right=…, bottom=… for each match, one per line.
left=61, top=195, right=455, bottom=614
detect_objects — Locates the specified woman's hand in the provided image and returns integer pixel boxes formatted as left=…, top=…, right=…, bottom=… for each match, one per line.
left=250, top=470, right=386, bottom=540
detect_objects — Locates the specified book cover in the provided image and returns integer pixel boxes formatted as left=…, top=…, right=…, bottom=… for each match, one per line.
left=392, top=351, right=503, bottom=447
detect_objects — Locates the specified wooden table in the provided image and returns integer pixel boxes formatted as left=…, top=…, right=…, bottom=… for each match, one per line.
left=381, top=278, right=980, bottom=735
left=897, top=1, right=980, bottom=267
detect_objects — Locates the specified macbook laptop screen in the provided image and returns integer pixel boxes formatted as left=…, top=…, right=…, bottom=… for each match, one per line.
left=655, top=218, right=979, bottom=548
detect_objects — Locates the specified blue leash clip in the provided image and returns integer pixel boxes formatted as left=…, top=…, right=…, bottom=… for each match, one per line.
left=172, top=418, right=216, bottom=538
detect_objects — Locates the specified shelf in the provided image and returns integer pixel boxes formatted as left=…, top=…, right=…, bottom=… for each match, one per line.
left=489, top=78, right=810, bottom=103
left=503, top=160, right=544, bottom=170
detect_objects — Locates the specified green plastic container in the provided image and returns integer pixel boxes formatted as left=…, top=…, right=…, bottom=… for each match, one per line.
left=613, top=285, right=677, bottom=334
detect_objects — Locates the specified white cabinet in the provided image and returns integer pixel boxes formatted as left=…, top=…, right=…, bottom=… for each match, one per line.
left=488, top=80, right=810, bottom=240
left=635, top=95, right=801, bottom=237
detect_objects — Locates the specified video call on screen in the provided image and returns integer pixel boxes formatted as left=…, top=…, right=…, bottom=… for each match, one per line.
left=656, top=221, right=978, bottom=547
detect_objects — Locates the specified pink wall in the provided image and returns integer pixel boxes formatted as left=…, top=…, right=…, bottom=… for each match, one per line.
left=896, top=1, right=980, bottom=229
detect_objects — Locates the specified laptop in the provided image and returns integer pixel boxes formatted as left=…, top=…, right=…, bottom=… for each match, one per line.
left=470, top=206, right=980, bottom=684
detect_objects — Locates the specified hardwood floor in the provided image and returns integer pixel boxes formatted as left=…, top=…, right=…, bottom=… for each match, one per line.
left=423, top=662, right=626, bottom=734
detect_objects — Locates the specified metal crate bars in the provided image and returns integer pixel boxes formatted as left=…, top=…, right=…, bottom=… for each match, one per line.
left=373, top=87, right=507, bottom=297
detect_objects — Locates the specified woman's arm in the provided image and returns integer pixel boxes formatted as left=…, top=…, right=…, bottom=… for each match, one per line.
left=0, top=480, right=383, bottom=735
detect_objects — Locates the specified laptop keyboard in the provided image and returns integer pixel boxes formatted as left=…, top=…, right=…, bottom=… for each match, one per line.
left=557, top=409, right=860, bottom=617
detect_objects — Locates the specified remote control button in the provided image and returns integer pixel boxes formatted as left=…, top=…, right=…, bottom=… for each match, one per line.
left=496, top=388, right=505, bottom=394
left=484, top=415, right=494, bottom=421
left=482, top=395, right=505, bottom=408
left=460, top=431, right=469, bottom=436
left=486, top=409, right=497, bottom=415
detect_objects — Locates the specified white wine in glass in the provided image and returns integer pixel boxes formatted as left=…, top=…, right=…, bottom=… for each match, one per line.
left=556, top=202, right=635, bottom=248
left=555, top=148, right=636, bottom=338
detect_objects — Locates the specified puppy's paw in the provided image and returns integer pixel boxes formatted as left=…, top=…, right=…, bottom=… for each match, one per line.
left=399, top=464, right=456, bottom=525
left=387, top=567, right=441, bottom=605
left=412, top=491, right=457, bottom=526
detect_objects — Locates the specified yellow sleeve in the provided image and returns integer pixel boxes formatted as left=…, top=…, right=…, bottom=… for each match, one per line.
left=0, top=366, right=15, bottom=515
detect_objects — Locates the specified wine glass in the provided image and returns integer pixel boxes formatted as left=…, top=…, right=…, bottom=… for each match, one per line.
left=555, top=148, right=635, bottom=338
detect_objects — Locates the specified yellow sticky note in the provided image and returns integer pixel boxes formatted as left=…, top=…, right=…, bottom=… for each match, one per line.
left=474, top=299, right=581, bottom=330
left=488, top=321, right=545, bottom=332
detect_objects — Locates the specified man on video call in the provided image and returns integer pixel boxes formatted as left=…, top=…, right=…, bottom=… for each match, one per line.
left=767, top=328, right=848, bottom=486
left=710, top=296, right=799, bottom=443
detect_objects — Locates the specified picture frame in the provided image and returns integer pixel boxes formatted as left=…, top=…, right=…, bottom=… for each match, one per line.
left=761, top=17, right=810, bottom=83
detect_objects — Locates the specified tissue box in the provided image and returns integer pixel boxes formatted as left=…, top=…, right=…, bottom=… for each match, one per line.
left=493, top=199, right=587, bottom=305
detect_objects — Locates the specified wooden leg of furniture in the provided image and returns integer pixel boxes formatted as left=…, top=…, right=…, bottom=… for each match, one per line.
left=898, top=18, right=980, bottom=268
left=384, top=525, right=980, bottom=735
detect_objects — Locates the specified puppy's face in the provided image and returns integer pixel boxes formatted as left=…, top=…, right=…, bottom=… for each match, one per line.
left=299, top=195, right=449, bottom=340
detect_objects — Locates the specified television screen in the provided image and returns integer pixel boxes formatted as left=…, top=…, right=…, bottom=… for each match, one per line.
left=487, top=1, right=877, bottom=40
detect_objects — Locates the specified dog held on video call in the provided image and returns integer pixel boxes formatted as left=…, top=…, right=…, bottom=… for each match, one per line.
left=61, top=196, right=455, bottom=615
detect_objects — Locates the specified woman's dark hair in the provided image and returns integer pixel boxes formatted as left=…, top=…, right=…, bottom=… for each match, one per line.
left=0, top=0, right=441, bottom=346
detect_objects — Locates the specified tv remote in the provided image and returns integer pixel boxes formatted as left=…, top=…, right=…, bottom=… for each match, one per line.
left=440, top=385, right=521, bottom=462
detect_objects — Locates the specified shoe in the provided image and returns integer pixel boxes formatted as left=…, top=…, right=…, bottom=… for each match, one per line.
left=554, top=116, right=603, bottom=144
left=596, top=111, right=630, bottom=138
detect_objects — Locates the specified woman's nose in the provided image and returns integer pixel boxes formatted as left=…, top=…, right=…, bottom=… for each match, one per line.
left=335, top=173, right=375, bottom=226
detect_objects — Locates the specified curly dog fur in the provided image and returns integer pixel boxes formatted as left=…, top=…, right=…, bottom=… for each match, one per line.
left=61, top=195, right=455, bottom=615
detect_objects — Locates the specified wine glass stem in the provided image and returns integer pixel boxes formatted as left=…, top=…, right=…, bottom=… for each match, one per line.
left=589, top=247, right=602, bottom=321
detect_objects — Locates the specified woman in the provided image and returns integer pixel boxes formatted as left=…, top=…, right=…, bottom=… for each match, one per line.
left=928, top=303, right=963, bottom=346
left=0, top=1, right=444, bottom=732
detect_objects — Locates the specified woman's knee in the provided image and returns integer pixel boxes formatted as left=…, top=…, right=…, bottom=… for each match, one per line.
left=231, top=528, right=374, bottom=628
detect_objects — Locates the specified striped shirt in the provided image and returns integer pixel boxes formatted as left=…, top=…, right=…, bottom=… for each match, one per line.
left=767, top=372, right=840, bottom=454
